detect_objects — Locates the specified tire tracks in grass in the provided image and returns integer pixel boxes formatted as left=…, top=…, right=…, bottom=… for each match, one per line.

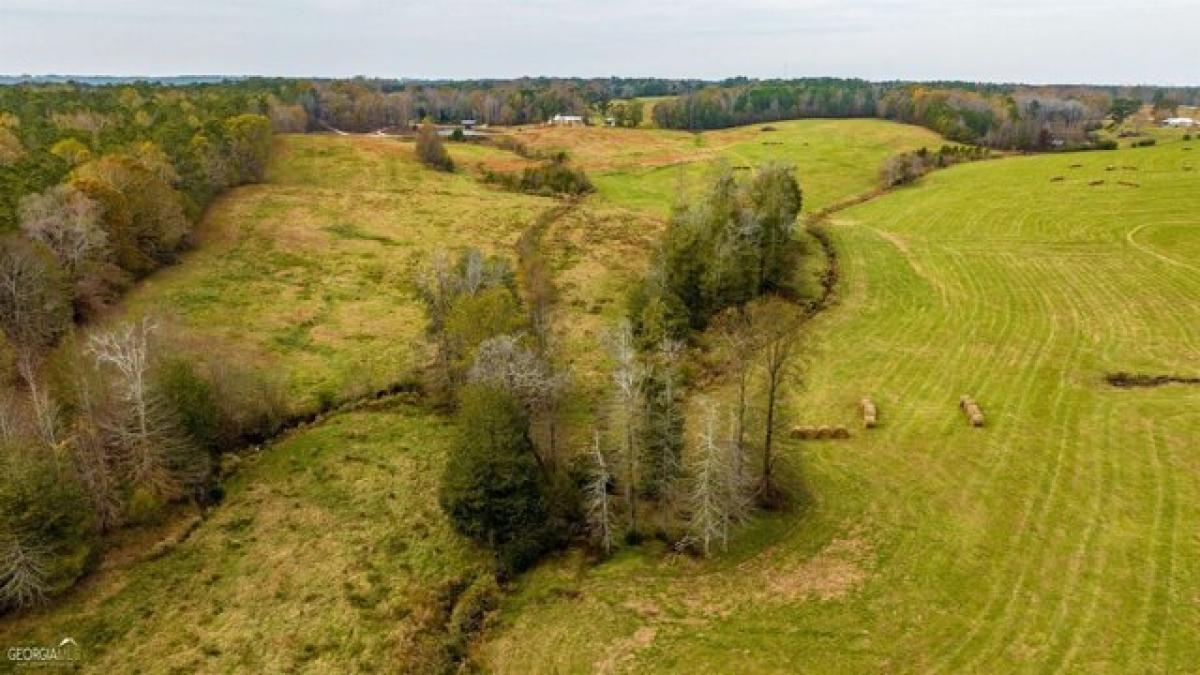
left=1131, top=421, right=1178, bottom=669
left=1126, top=222, right=1200, bottom=275
left=933, top=253, right=1090, bottom=671
left=955, top=235, right=1158, bottom=669
left=966, top=252, right=1129, bottom=669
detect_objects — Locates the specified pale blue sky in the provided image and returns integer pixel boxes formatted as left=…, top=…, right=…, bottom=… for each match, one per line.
left=1, top=0, right=1197, bottom=84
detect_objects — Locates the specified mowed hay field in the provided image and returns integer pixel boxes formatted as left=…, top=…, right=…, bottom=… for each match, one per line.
left=476, top=141, right=1200, bottom=672
left=508, top=119, right=950, bottom=215
left=118, top=133, right=554, bottom=410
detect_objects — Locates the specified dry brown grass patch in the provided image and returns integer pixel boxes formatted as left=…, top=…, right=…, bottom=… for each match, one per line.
left=764, top=535, right=874, bottom=602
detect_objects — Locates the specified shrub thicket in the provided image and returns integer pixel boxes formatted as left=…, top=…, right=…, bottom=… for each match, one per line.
left=0, top=444, right=96, bottom=611
left=482, top=157, right=594, bottom=197
left=880, top=145, right=991, bottom=188
left=416, top=122, right=454, bottom=172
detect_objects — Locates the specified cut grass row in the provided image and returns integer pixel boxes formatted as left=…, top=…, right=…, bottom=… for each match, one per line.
left=476, top=141, right=1200, bottom=672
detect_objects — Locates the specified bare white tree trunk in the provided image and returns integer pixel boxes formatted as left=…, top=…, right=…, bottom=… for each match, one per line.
left=689, top=402, right=727, bottom=557
left=586, top=432, right=614, bottom=554
left=88, top=318, right=202, bottom=500
left=15, top=348, right=57, bottom=446
left=608, top=319, right=643, bottom=536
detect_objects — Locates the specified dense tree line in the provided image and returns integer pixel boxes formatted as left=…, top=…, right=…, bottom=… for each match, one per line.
left=0, top=80, right=282, bottom=611
left=0, top=82, right=289, bottom=229
left=292, top=78, right=705, bottom=132
left=650, top=80, right=1200, bottom=150
left=0, top=84, right=275, bottom=317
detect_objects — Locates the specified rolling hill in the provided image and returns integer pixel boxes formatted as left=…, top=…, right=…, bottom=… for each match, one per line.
left=475, top=138, right=1200, bottom=672
left=3, top=123, right=1197, bottom=673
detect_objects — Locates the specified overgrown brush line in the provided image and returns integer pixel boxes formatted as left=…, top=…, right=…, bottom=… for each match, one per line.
left=0, top=314, right=299, bottom=612
left=649, top=81, right=1157, bottom=151
left=879, top=144, right=992, bottom=188
left=481, top=156, right=594, bottom=197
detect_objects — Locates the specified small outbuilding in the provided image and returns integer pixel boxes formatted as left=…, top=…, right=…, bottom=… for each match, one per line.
left=1163, top=117, right=1196, bottom=128
left=551, top=114, right=584, bottom=127
left=461, top=119, right=477, bottom=130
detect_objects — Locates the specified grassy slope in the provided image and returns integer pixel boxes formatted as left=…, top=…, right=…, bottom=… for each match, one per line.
left=507, top=119, right=949, bottom=216
left=0, top=134, right=545, bottom=671
left=14, top=118, right=1171, bottom=667
left=477, top=140, right=1200, bottom=672
left=516, top=119, right=944, bottom=431
left=117, top=134, right=554, bottom=410
left=0, top=401, right=486, bottom=672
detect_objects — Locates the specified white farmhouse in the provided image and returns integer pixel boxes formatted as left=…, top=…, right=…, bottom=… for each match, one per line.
left=1162, top=117, right=1196, bottom=128
left=550, top=114, right=584, bottom=126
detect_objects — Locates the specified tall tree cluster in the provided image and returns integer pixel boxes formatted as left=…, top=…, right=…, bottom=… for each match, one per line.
left=580, top=166, right=806, bottom=557
left=420, top=247, right=575, bottom=573
left=629, top=162, right=804, bottom=340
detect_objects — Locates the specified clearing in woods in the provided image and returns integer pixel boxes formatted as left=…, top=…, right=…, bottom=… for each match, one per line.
left=475, top=140, right=1200, bottom=672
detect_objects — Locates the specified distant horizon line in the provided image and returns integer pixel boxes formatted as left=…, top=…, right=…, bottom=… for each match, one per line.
left=1, top=73, right=1197, bottom=89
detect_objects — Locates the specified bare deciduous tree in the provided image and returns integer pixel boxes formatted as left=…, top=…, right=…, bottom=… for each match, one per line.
left=644, top=338, right=685, bottom=510
left=469, top=334, right=566, bottom=467
left=608, top=319, right=644, bottom=536
left=714, top=308, right=753, bottom=478
left=685, top=402, right=753, bottom=558
left=18, top=185, right=107, bottom=277
left=417, top=251, right=461, bottom=390
left=0, top=236, right=71, bottom=444
left=585, top=432, right=614, bottom=555
left=689, top=402, right=729, bottom=557
left=88, top=318, right=205, bottom=500
left=754, top=306, right=797, bottom=505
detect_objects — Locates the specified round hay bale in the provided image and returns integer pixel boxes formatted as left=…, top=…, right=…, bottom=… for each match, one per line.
left=861, top=398, right=878, bottom=427
left=791, top=425, right=815, bottom=440
left=832, top=426, right=850, bottom=439
left=815, top=425, right=832, bottom=440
